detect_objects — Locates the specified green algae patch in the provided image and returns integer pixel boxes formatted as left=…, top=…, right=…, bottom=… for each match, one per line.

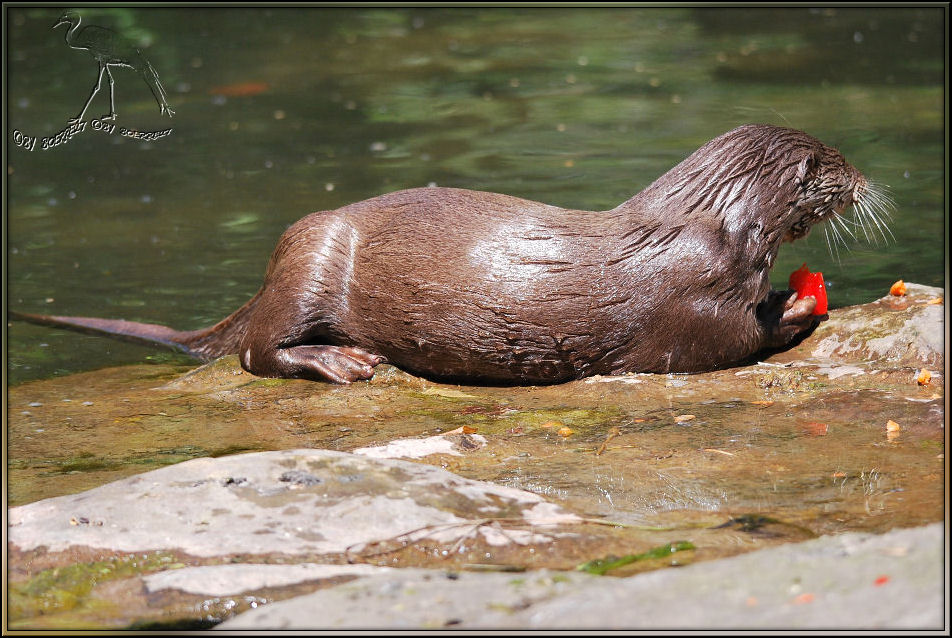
left=713, top=514, right=817, bottom=539
left=54, top=454, right=123, bottom=474
left=8, top=552, right=184, bottom=627
left=576, top=541, right=696, bottom=576
left=207, top=444, right=266, bottom=458
left=41, top=446, right=261, bottom=481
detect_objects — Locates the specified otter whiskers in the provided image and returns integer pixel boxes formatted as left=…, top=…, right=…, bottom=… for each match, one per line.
left=824, top=181, right=895, bottom=259
left=854, top=181, right=896, bottom=244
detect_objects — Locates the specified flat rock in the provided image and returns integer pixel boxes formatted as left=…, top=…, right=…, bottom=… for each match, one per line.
left=8, top=449, right=579, bottom=559
left=787, top=283, right=944, bottom=368
left=218, top=523, right=945, bottom=630
left=143, top=563, right=393, bottom=597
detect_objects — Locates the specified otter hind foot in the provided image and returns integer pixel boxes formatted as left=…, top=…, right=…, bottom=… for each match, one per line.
left=292, top=346, right=385, bottom=383
left=249, top=345, right=385, bottom=384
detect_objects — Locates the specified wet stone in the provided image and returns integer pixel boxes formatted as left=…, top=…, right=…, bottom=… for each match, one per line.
left=780, top=283, right=944, bottom=369
left=8, top=449, right=582, bottom=558
left=143, top=563, right=394, bottom=597
left=217, top=523, right=945, bottom=631
left=277, top=470, right=322, bottom=486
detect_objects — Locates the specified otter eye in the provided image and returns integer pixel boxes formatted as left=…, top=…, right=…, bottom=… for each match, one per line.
left=796, top=155, right=816, bottom=184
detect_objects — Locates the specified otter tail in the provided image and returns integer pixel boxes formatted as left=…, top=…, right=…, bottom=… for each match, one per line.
left=11, top=290, right=261, bottom=362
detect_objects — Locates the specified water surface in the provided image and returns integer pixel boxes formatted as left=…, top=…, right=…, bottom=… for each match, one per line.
left=7, top=7, right=945, bottom=383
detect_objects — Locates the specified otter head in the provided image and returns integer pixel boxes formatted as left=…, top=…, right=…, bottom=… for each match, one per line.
left=785, top=143, right=861, bottom=241
left=784, top=141, right=894, bottom=255
left=620, top=124, right=893, bottom=272
left=694, top=124, right=895, bottom=260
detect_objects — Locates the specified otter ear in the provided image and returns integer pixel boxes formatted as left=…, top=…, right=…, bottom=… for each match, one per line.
left=796, top=154, right=817, bottom=184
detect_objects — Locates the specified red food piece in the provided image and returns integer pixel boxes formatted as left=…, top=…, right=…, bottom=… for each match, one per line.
left=788, top=264, right=828, bottom=315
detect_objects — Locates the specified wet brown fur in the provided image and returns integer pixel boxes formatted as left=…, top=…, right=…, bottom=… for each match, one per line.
left=14, top=124, right=868, bottom=384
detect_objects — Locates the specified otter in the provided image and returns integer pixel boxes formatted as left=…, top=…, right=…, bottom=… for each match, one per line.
left=13, top=124, right=893, bottom=385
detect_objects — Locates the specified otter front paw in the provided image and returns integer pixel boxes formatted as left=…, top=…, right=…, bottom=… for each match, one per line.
left=759, top=290, right=826, bottom=349
left=777, top=292, right=820, bottom=339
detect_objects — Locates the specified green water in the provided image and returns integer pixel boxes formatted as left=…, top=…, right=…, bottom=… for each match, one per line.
left=6, top=7, right=945, bottom=384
